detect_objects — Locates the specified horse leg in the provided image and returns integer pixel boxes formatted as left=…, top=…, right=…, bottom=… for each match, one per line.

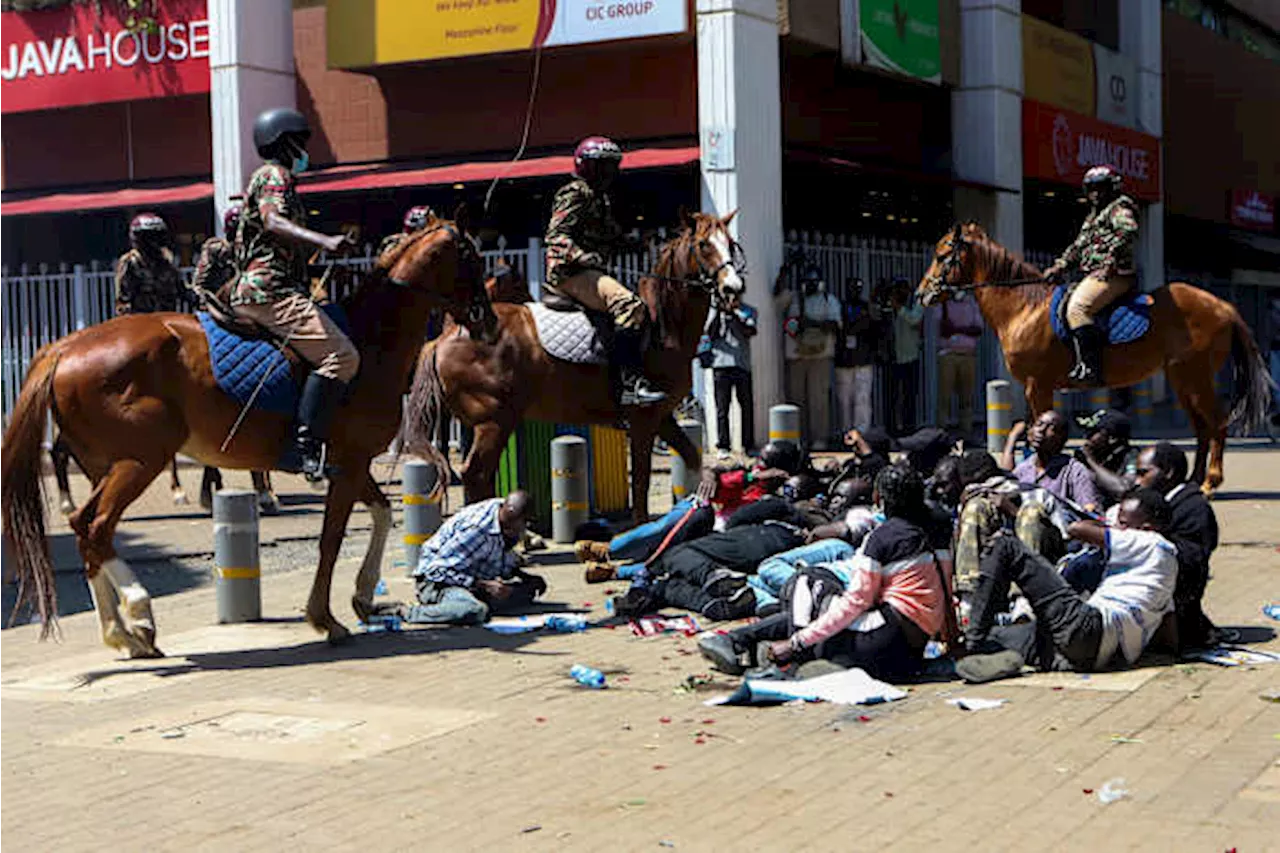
left=628, top=420, right=659, bottom=523
left=170, top=457, right=188, bottom=506
left=51, top=436, right=76, bottom=516
left=253, top=471, right=280, bottom=516
left=305, top=470, right=364, bottom=642
left=461, top=421, right=508, bottom=504
left=199, top=466, right=222, bottom=513
left=1022, top=377, right=1055, bottom=422
left=351, top=471, right=392, bottom=622
left=1166, top=362, right=1223, bottom=494
left=69, top=458, right=166, bottom=657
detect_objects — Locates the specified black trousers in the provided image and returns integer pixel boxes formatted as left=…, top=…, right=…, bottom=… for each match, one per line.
left=713, top=367, right=755, bottom=451
left=651, top=523, right=804, bottom=612
left=891, top=360, right=919, bottom=435
left=967, top=536, right=1103, bottom=670
left=729, top=604, right=925, bottom=681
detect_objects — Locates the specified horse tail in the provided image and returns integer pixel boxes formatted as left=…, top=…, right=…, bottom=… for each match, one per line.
left=400, top=342, right=451, bottom=504
left=1226, top=310, right=1275, bottom=434
left=1, top=347, right=62, bottom=638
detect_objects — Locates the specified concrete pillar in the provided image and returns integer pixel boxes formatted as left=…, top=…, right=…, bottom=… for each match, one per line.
left=209, top=0, right=296, bottom=235
left=697, top=0, right=784, bottom=450
left=670, top=419, right=704, bottom=502
left=1119, top=0, right=1164, bottom=293
left=953, top=0, right=1024, bottom=405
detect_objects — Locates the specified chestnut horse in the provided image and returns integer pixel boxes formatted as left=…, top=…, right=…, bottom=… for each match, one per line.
left=404, top=211, right=746, bottom=521
left=918, top=223, right=1274, bottom=493
left=2, top=219, right=496, bottom=653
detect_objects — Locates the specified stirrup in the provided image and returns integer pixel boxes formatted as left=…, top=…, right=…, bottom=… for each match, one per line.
left=299, top=440, right=338, bottom=484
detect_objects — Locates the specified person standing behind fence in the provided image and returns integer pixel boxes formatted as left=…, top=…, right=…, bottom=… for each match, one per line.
left=834, top=277, right=876, bottom=432
left=115, top=213, right=184, bottom=316
left=778, top=266, right=842, bottom=449
left=703, top=291, right=758, bottom=457
left=890, top=278, right=924, bottom=436
left=936, top=292, right=983, bottom=437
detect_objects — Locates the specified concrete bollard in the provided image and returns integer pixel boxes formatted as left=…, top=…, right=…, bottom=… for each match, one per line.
left=1133, top=382, right=1154, bottom=429
left=214, top=489, right=260, bottom=623
left=769, top=404, right=801, bottom=445
left=402, top=460, right=442, bottom=571
left=669, top=419, right=704, bottom=502
left=550, top=436, right=590, bottom=543
left=986, top=380, right=1014, bottom=455
left=1088, top=388, right=1110, bottom=412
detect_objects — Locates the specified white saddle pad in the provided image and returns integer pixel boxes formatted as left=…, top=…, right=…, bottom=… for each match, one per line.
left=527, top=302, right=609, bottom=365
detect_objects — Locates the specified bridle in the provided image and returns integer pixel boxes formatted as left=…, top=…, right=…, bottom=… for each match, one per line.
left=922, top=224, right=1046, bottom=297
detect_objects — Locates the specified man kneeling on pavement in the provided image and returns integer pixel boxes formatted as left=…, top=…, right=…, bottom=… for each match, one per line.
left=403, top=491, right=547, bottom=626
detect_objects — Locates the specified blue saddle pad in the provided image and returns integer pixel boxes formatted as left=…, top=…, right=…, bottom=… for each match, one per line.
left=1050, top=285, right=1152, bottom=345
left=197, top=304, right=350, bottom=416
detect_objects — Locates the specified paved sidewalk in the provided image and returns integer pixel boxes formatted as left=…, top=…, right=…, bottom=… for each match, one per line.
left=3, top=446, right=1279, bottom=850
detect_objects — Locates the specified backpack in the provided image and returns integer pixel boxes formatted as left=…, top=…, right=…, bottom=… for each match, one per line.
left=780, top=564, right=849, bottom=635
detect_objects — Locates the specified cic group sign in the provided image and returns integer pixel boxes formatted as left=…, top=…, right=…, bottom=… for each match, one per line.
left=1023, top=100, right=1161, bottom=203
left=0, top=0, right=210, bottom=114
left=327, top=0, right=688, bottom=68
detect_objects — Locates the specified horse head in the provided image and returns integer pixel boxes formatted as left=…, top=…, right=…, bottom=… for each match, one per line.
left=382, top=211, right=499, bottom=344
left=645, top=210, right=748, bottom=349
left=918, top=222, right=975, bottom=307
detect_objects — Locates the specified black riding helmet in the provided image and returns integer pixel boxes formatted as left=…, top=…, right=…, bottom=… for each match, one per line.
left=253, top=107, right=311, bottom=160
left=758, top=440, right=803, bottom=476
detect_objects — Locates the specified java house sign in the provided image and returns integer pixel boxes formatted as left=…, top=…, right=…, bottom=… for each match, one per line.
left=1022, top=100, right=1161, bottom=202
left=1, top=0, right=210, bottom=114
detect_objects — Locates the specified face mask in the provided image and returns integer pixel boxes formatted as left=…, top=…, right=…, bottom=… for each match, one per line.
left=291, top=152, right=309, bottom=174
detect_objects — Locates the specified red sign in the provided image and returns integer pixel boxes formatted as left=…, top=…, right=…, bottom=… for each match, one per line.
left=1229, top=189, right=1276, bottom=232
left=1, top=0, right=209, bottom=115
left=1022, top=100, right=1162, bottom=202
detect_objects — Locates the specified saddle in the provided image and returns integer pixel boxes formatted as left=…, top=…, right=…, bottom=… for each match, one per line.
left=529, top=290, right=613, bottom=365
left=1050, top=283, right=1153, bottom=345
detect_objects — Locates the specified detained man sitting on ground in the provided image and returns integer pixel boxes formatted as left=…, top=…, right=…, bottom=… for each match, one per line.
left=698, top=465, right=955, bottom=682
left=1074, top=409, right=1138, bottom=508
left=578, top=441, right=803, bottom=584
left=957, top=488, right=1177, bottom=683
left=403, top=491, right=547, bottom=626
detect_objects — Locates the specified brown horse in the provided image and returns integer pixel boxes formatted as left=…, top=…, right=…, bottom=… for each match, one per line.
left=917, top=223, right=1274, bottom=493
left=404, top=211, right=745, bottom=521
left=2, top=219, right=496, bottom=653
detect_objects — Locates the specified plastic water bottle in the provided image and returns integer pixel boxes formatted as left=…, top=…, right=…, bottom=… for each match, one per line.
left=545, top=615, right=588, bottom=633
left=569, top=664, right=607, bottom=689
left=364, top=614, right=402, bottom=633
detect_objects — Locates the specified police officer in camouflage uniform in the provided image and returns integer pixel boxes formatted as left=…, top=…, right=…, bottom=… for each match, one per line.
left=231, top=107, right=360, bottom=482
left=544, top=136, right=664, bottom=407
left=378, top=205, right=434, bottom=260
left=1042, top=164, right=1140, bottom=386
left=115, top=213, right=183, bottom=316
left=190, top=204, right=242, bottom=306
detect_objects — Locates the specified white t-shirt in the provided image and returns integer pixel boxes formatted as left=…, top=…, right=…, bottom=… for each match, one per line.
left=1088, top=527, right=1178, bottom=667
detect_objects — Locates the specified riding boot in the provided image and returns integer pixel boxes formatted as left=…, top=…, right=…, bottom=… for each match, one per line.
left=614, top=325, right=667, bottom=408
left=1066, top=324, right=1104, bottom=386
left=294, top=373, right=345, bottom=483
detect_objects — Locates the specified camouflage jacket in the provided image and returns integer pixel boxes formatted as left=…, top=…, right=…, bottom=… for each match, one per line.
left=191, top=236, right=237, bottom=306
left=115, top=247, right=183, bottom=315
left=1054, top=194, right=1139, bottom=278
left=377, top=232, right=409, bottom=263
left=232, top=162, right=309, bottom=306
left=544, top=178, right=622, bottom=287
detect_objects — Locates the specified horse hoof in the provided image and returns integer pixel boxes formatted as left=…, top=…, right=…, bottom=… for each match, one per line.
left=352, top=596, right=374, bottom=623
left=59, top=498, right=76, bottom=516
left=129, top=645, right=165, bottom=660
left=258, top=493, right=281, bottom=516
left=326, top=623, right=352, bottom=645
left=172, top=489, right=189, bottom=506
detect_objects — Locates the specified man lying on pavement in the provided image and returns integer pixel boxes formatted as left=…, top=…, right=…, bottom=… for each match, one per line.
left=401, top=491, right=547, bottom=626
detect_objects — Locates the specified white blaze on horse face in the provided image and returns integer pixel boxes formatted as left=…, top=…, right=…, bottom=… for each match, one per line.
left=709, top=230, right=744, bottom=294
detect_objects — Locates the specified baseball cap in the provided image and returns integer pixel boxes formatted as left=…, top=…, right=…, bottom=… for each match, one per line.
left=1076, top=409, right=1131, bottom=440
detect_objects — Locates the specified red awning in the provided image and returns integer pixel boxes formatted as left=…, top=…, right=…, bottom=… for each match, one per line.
left=298, top=146, right=701, bottom=195
left=2, top=180, right=214, bottom=217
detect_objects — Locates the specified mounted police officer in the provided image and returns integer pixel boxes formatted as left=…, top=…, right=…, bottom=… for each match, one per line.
left=190, top=204, right=242, bottom=305
left=378, top=205, right=435, bottom=259
left=230, top=106, right=360, bottom=483
left=1042, top=164, right=1140, bottom=386
left=115, top=212, right=183, bottom=316
left=543, top=136, right=664, bottom=407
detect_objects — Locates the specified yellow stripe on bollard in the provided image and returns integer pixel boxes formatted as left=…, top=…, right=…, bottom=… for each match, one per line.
left=989, top=428, right=1010, bottom=437
left=216, top=566, right=260, bottom=580
left=403, top=533, right=431, bottom=546
left=769, top=429, right=801, bottom=440
left=986, top=402, right=1012, bottom=411
left=551, top=500, right=589, bottom=511
left=551, top=468, right=582, bottom=478
left=402, top=493, right=441, bottom=506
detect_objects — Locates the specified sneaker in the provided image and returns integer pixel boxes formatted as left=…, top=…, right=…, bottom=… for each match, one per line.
left=575, top=540, right=612, bottom=563
left=697, top=633, right=745, bottom=675
left=611, top=589, right=657, bottom=619
left=702, top=568, right=746, bottom=599
left=702, top=586, right=756, bottom=622
left=583, top=562, right=618, bottom=584
left=955, top=650, right=1025, bottom=684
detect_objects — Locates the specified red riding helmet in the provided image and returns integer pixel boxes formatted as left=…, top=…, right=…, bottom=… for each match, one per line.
left=129, top=212, right=167, bottom=237
left=1082, top=164, right=1123, bottom=193
left=573, top=136, right=623, bottom=181
left=222, top=204, right=242, bottom=237
left=403, top=205, right=433, bottom=233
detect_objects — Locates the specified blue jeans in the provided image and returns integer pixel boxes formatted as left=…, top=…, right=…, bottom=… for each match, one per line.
left=404, top=581, right=489, bottom=625
left=609, top=499, right=696, bottom=563
left=748, top=539, right=857, bottom=612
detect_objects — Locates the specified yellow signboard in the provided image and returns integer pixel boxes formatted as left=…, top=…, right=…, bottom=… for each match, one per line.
left=1022, top=15, right=1095, bottom=117
left=328, top=0, right=688, bottom=69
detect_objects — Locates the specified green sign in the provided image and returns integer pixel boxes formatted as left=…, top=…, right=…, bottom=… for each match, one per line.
left=860, top=0, right=941, bottom=84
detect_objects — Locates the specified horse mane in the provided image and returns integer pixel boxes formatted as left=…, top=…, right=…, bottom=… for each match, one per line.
left=961, top=223, right=1053, bottom=306
left=339, top=217, right=453, bottom=348
left=641, top=214, right=718, bottom=346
